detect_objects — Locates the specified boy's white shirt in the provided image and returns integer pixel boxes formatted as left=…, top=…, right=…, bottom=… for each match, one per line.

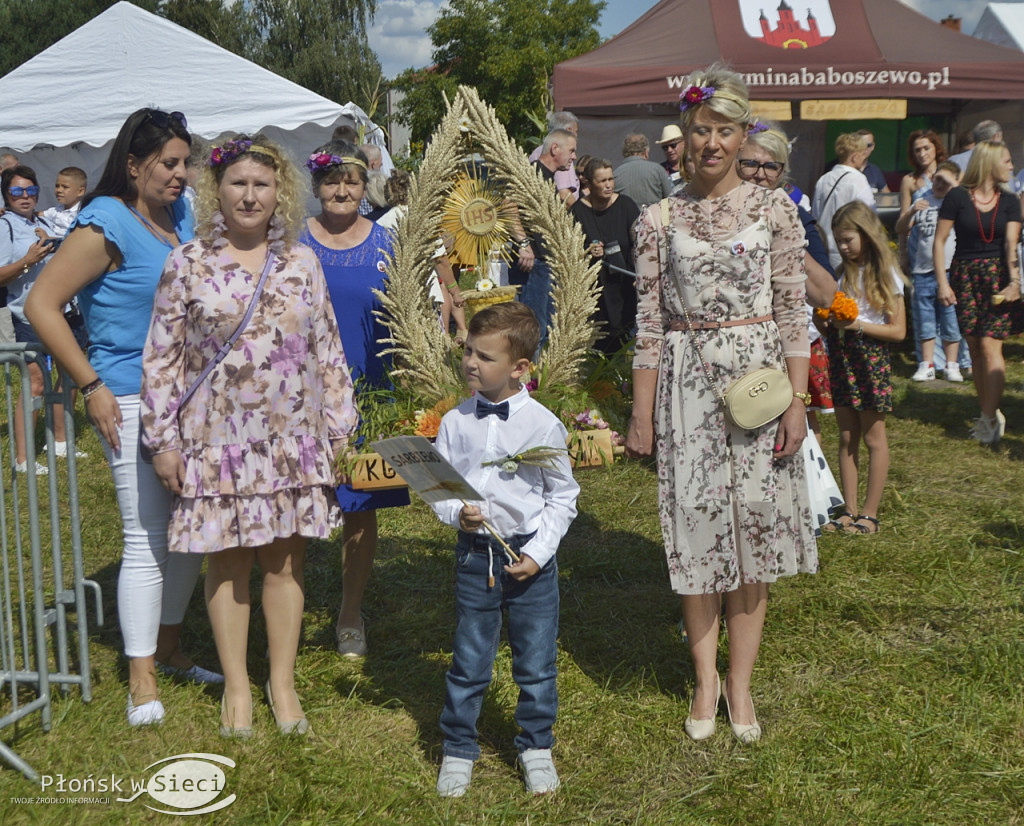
left=40, top=202, right=80, bottom=236
left=431, top=386, right=579, bottom=570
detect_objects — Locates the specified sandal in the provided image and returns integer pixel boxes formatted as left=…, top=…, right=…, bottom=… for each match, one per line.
left=822, top=511, right=856, bottom=533
left=844, top=515, right=880, bottom=535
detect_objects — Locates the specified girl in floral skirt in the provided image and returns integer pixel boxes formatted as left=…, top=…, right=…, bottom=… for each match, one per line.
left=821, top=201, right=907, bottom=535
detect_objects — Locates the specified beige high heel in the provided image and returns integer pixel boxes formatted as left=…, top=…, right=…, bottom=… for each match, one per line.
left=265, top=680, right=310, bottom=736
left=219, top=693, right=253, bottom=740
left=721, top=680, right=761, bottom=744
left=683, top=673, right=720, bottom=741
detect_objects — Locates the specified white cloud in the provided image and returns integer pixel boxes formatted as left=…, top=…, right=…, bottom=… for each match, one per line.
left=368, top=0, right=444, bottom=79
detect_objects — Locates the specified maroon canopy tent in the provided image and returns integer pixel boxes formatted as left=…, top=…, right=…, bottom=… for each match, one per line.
left=552, top=0, right=1024, bottom=191
left=554, top=0, right=1024, bottom=114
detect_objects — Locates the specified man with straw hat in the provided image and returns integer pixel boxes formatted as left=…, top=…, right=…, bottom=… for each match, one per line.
left=656, top=124, right=685, bottom=182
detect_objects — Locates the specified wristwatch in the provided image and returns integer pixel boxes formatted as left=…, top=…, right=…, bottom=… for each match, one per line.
left=793, top=392, right=812, bottom=407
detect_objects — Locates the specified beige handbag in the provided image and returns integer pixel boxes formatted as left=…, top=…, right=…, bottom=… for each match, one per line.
left=659, top=197, right=791, bottom=431
left=721, top=367, right=793, bottom=430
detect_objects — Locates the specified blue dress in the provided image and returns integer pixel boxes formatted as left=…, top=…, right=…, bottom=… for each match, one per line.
left=300, top=220, right=410, bottom=512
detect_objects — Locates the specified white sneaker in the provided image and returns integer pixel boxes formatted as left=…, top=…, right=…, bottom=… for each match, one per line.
left=520, top=748, right=560, bottom=794
left=15, top=460, right=48, bottom=475
left=911, top=362, right=935, bottom=381
left=53, top=441, right=88, bottom=459
left=943, top=364, right=964, bottom=383
left=994, top=409, right=1006, bottom=441
left=436, top=756, right=474, bottom=797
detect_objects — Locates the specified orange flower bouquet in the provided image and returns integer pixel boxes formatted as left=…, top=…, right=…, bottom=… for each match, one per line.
left=814, top=291, right=859, bottom=322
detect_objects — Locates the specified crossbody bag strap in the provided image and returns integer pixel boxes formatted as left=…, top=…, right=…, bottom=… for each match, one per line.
left=821, top=171, right=851, bottom=215
left=176, top=250, right=276, bottom=413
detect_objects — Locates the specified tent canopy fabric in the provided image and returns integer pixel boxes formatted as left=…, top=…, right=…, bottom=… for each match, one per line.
left=554, top=0, right=1024, bottom=114
left=0, top=1, right=344, bottom=151
left=973, top=3, right=1024, bottom=52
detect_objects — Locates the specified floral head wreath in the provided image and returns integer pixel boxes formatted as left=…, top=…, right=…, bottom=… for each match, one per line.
left=209, top=138, right=266, bottom=167
left=747, top=120, right=770, bottom=135
left=679, top=81, right=750, bottom=116
left=305, top=153, right=368, bottom=173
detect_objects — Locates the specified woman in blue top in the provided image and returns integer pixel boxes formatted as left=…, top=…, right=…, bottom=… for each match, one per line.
left=299, top=141, right=410, bottom=658
left=26, top=109, right=220, bottom=727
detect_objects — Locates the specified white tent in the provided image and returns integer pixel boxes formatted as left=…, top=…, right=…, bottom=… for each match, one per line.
left=0, top=1, right=391, bottom=209
left=972, top=4, right=1024, bottom=52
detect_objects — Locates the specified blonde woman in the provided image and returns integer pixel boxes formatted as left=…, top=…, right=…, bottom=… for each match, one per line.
left=626, top=65, right=817, bottom=744
left=140, top=135, right=356, bottom=737
left=934, top=140, right=1022, bottom=444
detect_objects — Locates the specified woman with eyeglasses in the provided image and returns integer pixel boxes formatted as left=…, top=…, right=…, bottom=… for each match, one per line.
left=26, top=108, right=221, bottom=727
left=626, top=65, right=817, bottom=745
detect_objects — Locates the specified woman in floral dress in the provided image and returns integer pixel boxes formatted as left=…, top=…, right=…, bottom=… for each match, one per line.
left=625, top=66, right=817, bottom=744
left=140, top=136, right=356, bottom=737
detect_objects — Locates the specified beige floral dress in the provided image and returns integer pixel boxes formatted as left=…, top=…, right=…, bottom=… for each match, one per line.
left=633, top=182, right=818, bottom=595
left=141, top=239, right=357, bottom=554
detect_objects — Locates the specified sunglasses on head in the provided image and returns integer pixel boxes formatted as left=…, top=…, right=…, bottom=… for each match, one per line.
left=145, top=109, right=188, bottom=131
left=8, top=185, right=39, bottom=198
left=737, top=159, right=784, bottom=176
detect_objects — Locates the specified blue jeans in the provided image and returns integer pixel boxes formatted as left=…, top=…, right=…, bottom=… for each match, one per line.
left=912, top=272, right=970, bottom=370
left=517, top=259, right=553, bottom=352
left=441, top=531, right=559, bottom=760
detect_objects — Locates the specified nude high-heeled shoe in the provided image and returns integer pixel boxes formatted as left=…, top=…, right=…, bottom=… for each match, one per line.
left=219, top=693, right=253, bottom=740
left=683, top=673, right=719, bottom=741
left=265, top=680, right=310, bottom=736
left=721, top=680, right=761, bottom=744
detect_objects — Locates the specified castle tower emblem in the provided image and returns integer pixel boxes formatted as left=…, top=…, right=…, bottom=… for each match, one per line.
left=741, top=0, right=835, bottom=49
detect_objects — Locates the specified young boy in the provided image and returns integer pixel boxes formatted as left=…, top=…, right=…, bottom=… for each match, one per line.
left=430, top=302, right=579, bottom=798
left=41, top=167, right=86, bottom=235
left=896, top=160, right=965, bottom=382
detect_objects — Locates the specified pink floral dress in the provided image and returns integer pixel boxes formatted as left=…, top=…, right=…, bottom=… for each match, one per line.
left=141, top=239, right=357, bottom=554
left=633, top=182, right=818, bottom=595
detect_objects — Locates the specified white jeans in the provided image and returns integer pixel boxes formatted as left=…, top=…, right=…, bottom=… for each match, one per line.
left=99, top=395, right=203, bottom=658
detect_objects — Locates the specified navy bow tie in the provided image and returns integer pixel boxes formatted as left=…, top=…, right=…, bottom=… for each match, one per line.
left=475, top=399, right=510, bottom=421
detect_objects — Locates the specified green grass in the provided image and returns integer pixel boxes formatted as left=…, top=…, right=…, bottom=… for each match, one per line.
left=1, top=345, right=1024, bottom=825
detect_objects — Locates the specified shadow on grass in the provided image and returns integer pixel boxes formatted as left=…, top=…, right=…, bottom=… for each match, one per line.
left=894, top=378, right=1024, bottom=460
left=296, top=500, right=691, bottom=770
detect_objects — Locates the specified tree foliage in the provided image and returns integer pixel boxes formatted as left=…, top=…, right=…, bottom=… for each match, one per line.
left=0, top=0, right=156, bottom=77
left=391, top=0, right=604, bottom=146
left=244, top=0, right=382, bottom=107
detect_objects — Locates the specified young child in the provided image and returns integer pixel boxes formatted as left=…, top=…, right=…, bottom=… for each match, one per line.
left=895, top=160, right=965, bottom=382
left=41, top=166, right=86, bottom=236
left=430, top=302, right=579, bottom=798
left=822, top=201, right=907, bottom=535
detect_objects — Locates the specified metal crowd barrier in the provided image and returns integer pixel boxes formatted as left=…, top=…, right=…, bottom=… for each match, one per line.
left=0, top=344, right=102, bottom=782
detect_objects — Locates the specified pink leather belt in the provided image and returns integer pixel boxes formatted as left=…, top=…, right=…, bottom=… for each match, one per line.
left=669, top=313, right=773, bottom=331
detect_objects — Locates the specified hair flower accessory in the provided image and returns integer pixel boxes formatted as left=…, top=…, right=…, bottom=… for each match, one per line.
left=209, top=138, right=253, bottom=167
left=747, top=120, right=770, bottom=135
left=306, top=152, right=344, bottom=172
left=680, top=85, right=716, bottom=112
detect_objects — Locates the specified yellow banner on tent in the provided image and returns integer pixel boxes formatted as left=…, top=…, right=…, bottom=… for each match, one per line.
left=800, top=99, right=908, bottom=120
left=750, top=101, right=792, bottom=121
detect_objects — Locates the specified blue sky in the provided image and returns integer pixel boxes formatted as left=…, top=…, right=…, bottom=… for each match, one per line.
left=368, top=0, right=994, bottom=80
